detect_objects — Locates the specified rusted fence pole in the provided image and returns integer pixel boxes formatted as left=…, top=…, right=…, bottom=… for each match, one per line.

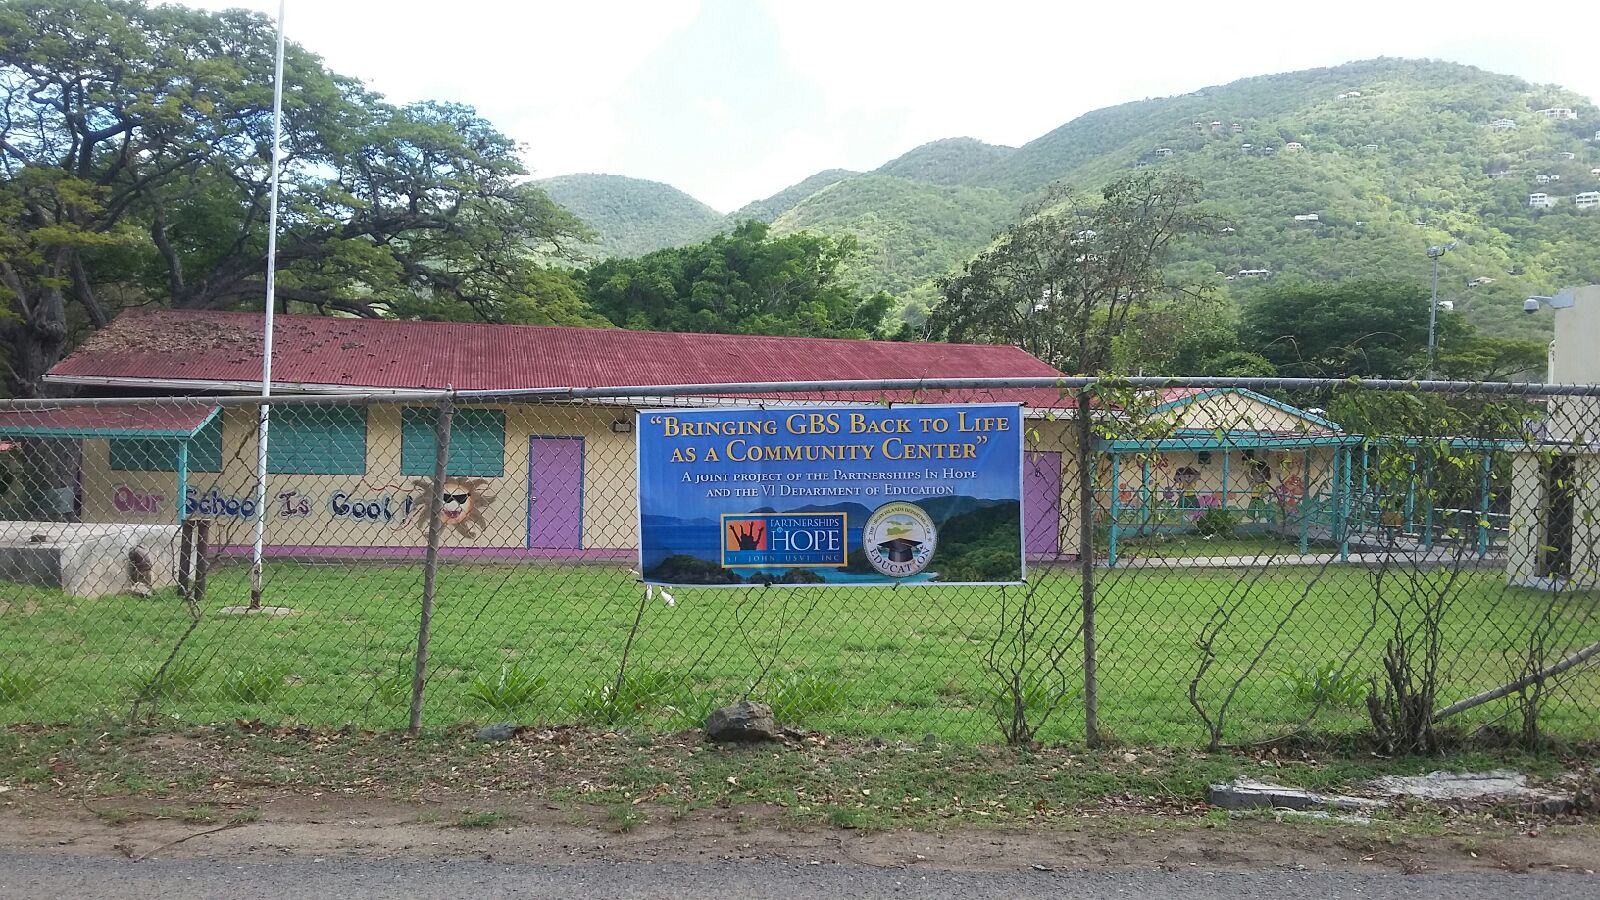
left=408, top=392, right=455, bottom=735
left=1076, top=388, right=1101, bottom=748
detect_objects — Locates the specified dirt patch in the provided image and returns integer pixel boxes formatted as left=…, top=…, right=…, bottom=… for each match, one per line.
left=0, top=791, right=1596, bottom=876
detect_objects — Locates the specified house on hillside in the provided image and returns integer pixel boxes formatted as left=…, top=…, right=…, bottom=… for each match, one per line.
left=1292, top=213, right=1320, bottom=222
left=13, top=311, right=1094, bottom=562
left=1536, top=173, right=1553, bottom=184
left=1491, top=119, right=1518, bottom=130
left=1153, top=147, right=1174, bottom=158
left=1337, top=91, right=1362, bottom=100
left=1236, top=268, right=1272, bottom=278
left=1363, top=143, right=1380, bottom=151
left=1559, top=152, right=1578, bottom=160
left=1468, top=276, right=1496, bottom=287
left=1530, top=192, right=1557, bottom=208
left=1537, top=107, right=1578, bottom=120
left=1284, top=141, right=1305, bottom=152
left=1231, top=123, right=1244, bottom=133
left=1577, top=191, right=1600, bottom=211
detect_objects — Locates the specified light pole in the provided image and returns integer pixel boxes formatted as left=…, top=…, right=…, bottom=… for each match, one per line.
left=1426, top=242, right=1456, bottom=378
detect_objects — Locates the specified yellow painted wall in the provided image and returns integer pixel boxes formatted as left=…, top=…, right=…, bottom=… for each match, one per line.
left=79, top=403, right=1091, bottom=556
left=1505, top=450, right=1600, bottom=586
left=81, top=404, right=634, bottom=550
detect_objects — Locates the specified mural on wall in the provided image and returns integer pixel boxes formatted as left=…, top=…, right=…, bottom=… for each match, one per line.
left=409, top=477, right=497, bottom=538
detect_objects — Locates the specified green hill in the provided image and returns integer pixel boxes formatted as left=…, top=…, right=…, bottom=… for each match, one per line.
left=731, top=168, right=858, bottom=223
left=768, top=176, right=1020, bottom=309
left=873, top=137, right=1016, bottom=185
left=551, top=58, right=1600, bottom=339
left=534, top=173, right=726, bottom=259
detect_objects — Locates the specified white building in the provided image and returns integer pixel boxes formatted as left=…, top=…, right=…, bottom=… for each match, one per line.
left=1236, top=268, right=1272, bottom=278
left=1363, top=143, right=1380, bottom=151
left=1577, top=192, right=1600, bottom=210
left=1491, top=118, right=1518, bottom=130
left=1559, top=152, right=1578, bottom=160
left=1293, top=213, right=1320, bottom=222
left=1468, top=276, right=1496, bottom=287
left=1284, top=141, right=1305, bottom=152
left=1536, top=173, right=1553, bottom=184
left=1153, top=148, right=1173, bottom=158
left=1507, top=286, right=1600, bottom=588
left=1537, top=107, right=1578, bottom=120
left=1337, top=90, right=1363, bottom=100
left=1530, top=192, right=1557, bottom=208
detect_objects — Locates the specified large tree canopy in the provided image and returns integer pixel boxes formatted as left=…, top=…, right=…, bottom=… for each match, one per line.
left=1242, top=279, right=1545, bottom=380
left=583, top=220, right=896, bottom=339
left=0, top=0, right=592, bottom=395
left=926, top=172, right=1214, bottom=374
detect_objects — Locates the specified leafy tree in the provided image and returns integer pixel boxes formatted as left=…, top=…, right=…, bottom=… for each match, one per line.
left=1114, top=292, right=1246, bottom=375
left=582, top=220, right=894, bottom=338
left=0, top=0, right=591, bottom=395
left=1244, top=279, right=1432, bottom=378
left=927, top=172, right=1214, bottom=373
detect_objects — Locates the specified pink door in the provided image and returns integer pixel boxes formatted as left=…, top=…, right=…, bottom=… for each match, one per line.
left=1025, top=451, right=1062, bottom=556
left=528, top=437, right=583, bottom=549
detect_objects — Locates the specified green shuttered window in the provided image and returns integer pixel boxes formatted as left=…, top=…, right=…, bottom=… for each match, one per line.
left=401, top=408, right=505, bottom=477
left=268, top=406, right=367, bottom=475
left=110, top=416, right=224, bottom=473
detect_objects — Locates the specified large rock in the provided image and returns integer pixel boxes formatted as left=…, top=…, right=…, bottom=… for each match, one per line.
left=704, top=700, right=778, bottom=743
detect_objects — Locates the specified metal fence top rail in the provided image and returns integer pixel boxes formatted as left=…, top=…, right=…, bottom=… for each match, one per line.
left=4, top=375, right=1600, bottom=410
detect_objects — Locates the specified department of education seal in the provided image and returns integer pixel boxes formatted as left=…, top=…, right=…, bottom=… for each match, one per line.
left=862, top=501, right=937, bottom=577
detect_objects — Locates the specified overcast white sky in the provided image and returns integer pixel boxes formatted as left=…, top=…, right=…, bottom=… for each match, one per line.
left=186, top=0, right=1600, bottom=212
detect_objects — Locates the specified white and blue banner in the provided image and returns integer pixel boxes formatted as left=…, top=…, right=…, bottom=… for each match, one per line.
left=637, top=404, right=1024, bottom=586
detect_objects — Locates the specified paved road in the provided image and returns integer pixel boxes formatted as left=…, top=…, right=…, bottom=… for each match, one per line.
left=0, top=854, right=1591, bottom=899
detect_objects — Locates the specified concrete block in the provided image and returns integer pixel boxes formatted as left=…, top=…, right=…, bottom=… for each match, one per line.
left=0, top=522, right=181, bottom=597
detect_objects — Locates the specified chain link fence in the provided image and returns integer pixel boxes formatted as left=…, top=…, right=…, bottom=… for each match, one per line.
left=0, top=377, right=1593, bottom=750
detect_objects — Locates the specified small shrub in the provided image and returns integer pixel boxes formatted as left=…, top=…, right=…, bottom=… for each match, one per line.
left=573, top=670, right=682, bottom=726
left=375, top=657, right=416, bottom=705
left=136, top=661, right=204, bottom=702
left=0, top=669, right=42, bottom=704
left=219, top=664, right=286, bottom=704
left=1193, top=507, right=1242, bottom=539
left=1282, top=660, right=1367, bottom=708
left=466, top=663, right=547, bottom=714
left=767, top=674, right=846, bottom=725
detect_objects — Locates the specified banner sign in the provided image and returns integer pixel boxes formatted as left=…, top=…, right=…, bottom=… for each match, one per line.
left=637, top=404, right=1024, bottom=586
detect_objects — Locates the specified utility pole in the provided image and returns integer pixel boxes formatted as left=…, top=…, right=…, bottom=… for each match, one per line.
left=1426, top=242, right=1456, bottom=378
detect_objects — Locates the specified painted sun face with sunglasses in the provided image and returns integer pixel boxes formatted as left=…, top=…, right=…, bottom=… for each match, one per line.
left=410, top=476, right=496, bottom=537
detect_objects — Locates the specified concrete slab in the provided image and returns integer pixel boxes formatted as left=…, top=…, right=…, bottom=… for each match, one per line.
left=1208, top=778, right=1388, bottom=812
left=1365, top=770, right=1572, bottom=814
left=0, top=521, right=180, bottom=597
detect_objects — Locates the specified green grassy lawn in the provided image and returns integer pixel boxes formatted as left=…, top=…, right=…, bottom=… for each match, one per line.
left=0, top=560, right=1593, bottom=747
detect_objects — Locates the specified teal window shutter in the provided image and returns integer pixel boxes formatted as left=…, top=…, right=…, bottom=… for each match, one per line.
left=110, top=416, right=223, bottom=473
left=268, top=406, right=367, bottom=475
left=401, top=408, right=504, bottom=477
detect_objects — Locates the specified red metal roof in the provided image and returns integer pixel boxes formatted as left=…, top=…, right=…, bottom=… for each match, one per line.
left=48, top=310, right=1074, bottom=408
left=0, top=402, right=219, bottom=438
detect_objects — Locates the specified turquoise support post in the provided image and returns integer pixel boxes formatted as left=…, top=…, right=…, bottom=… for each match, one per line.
left=1422, top=457, right=1435, bottom=552
left=1338, top=446, right=1351, bottom=561
left=1221, top=449, right=1230, bottom=512
left=1404, top=456, right=1417, bottom=537
left=1358, top=446, right=1369, bottom=534
left=1141, top=457, right=1151, bottom=535
left=1298, top=450, right=1312, bottom=554
left=1477, top=453, right=1491, bottom=559
left=1108, top=453, right=1121, bottom=567
left=175, top=439, right=189, bottom=525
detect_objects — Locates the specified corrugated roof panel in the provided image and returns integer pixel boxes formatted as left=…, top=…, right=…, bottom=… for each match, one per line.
left=48, top=310, right=1074, bottom=407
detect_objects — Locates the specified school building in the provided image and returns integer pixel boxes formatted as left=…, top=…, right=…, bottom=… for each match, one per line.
left=2, top=310, right=1369, bottom=567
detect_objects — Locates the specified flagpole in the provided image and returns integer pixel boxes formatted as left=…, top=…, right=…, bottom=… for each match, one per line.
left=250, top=0, right=287, bottom=610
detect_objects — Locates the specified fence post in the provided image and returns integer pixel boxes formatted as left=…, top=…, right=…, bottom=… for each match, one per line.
left=408, top=392, right=455, bottom=735
left=1076, top=388, right=1100, bottom=748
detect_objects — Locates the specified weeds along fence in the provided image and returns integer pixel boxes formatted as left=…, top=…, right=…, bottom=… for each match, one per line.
left=0, top=376, right=1594, bottom=750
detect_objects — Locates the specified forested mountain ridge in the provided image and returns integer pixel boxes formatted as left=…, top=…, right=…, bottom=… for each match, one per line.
left=533, top=173, right=725, bottom=259
left=544, top=58, right=1600, bottom=339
